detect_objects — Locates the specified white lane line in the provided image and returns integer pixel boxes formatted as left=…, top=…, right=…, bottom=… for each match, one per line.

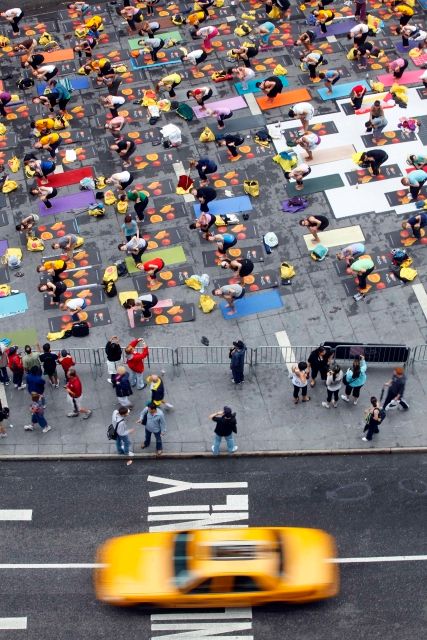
left=0, top=510, right=32, bottom=521
left=244, top=92, right=261, bottom=115
left=275, top=329, right=296, bottom=375
left=0, top=618, right=27, bottom=630
left=412, top=283, right=427, bottom=320
left=331, top=555, right=427, bottom=564
left=0, top=564, right=104, bottom=569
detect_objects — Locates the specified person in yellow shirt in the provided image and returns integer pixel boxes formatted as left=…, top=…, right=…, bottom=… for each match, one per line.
left=393, top=3, right=414, bottom=26
left=34, top=132, right=61, bottom=158
left=36, top=259, right=67, bottom=282
left=30, top=117, right=55, bottom=136
left=312, top=8, right=335, bottom=34
left=156, top=72, right=182, bottom=97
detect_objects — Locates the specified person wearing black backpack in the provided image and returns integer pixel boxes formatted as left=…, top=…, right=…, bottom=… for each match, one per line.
left=362, top=396, right=385, bottom=442
left=111, top=406, right=135, bottom=465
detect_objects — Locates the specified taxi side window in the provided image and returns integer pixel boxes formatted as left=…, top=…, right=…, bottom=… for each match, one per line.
left=234, top=576, right=260, bottom=592
left=188, top=578, right=213, bottom=594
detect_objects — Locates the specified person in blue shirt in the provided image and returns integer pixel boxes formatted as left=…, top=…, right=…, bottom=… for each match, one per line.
left=402, top=212, right=427, bottom=239
left=209, top=233, right=237, bottom=255
left=121, top=215, right=138, bottom=242
left=318, top=69, right=341, bottom=94
left=341, top=355, right=367, bottom=405
left=401, top=170, right=427, bottom=200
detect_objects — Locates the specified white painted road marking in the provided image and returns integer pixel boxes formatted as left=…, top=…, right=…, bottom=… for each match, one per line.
left=275, top=330, right=296, bottom=375
left=0, top=618, right=27, bottom=630
left=148, top=476, right=248, bottom=498
left=0, top=564, right=104, bottom=569
left=331, top=555, right=427, bottom=564
left=0, top=510, right=32, bottom=521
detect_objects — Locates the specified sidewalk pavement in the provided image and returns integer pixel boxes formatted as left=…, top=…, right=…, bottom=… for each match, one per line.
left=0, top=361, right=425, bottom=457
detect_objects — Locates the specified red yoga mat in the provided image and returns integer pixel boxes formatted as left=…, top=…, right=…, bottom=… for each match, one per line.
left=38, top=166, right=94, bottom=188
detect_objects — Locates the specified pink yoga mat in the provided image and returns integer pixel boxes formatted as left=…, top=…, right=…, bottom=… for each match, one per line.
left=377, top=70, right=423, bottom=87
left=127, top=299, right=173, bottom=328
left=193, top=96, right=247, bottom=119
left=39, top=190, right=96, bottom=216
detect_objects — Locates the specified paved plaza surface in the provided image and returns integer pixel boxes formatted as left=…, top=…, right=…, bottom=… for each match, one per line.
left=0, top=0, right=427, bottom=455
left=0, top=457, right=425, bottom=639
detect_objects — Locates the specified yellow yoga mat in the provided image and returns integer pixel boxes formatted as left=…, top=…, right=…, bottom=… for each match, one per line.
left=303, top=225, right=365, bottom=250
left=308, top=145, right=355, bottom=166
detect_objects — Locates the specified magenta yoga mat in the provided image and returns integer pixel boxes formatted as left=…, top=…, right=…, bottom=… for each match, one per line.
left=377, top=70, right=423, bottom=87
left=39, top=190, right=96, bottom=216
left=193, top=96, right=247, bottom=119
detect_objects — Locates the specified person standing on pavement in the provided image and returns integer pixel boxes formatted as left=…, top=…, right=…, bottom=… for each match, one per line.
left=105, top=336, right=122, bottom=383
left=7, top=346, right=26, bottom=390
left=0, top=400, right=10, bottom=438
left=362, top=396, right=383, bottom=442
left=58, top=350, right=75, bottom=382
left=111, top=406, right=135, bottom=464
left=24, top=392, right=52, bottom=434
left=125, top=338, right=148, bottom=389
left=341, top=355, right=367, bottom=405
left=291, top=361, right=310, bottom=404
left=229, top=340, right=246, bottom=384
left=146, top=373, right=174, bottom=410
left=0, top=344, right=10, bottom=386
left=322, top=364, right=343, bottom=409
left=114, top=366, right=133, bottom=409
left=65, top=368, right=92, bottom=419
left=26, top=366, right=45, bottom=396
left=39, top=343, right=59, bottom=388
left=308, top=345, right=330, bottom=387
left=210, top=406, right=238, bottom=455
left=382, top=367, right=408, bottom=411
left=22, top=345, right=41, bottom=374
left=138, top=402, right=166, bottom=456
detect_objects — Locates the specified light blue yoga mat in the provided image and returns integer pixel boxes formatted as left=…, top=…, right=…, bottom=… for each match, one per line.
left=220, top=290, right=283, bottom=319
left=194, top=196, right=252, bottom=218
left=0, top=293, right=28, bottom=318
left=317, top=79, right=370, bottom=101
left=37, top=76, right=91, bottom=95
left=131, top=57, right=180, bottom=70
left=235, top=76, right=289, bottom=96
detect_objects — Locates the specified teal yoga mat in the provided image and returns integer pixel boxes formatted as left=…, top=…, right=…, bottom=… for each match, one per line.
left=0, top=293, right=28, bottom=318
left=235, top=76, right=289, bottom=95
left=317, top=79, right=370, bottom=101
left=194, top=196, right=252, bottom=217
left=220, top=290, right=283, bottom=319
left=286, top=174, right=344, bottom=196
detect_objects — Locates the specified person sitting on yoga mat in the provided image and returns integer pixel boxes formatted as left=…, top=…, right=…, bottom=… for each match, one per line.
left=348, top=256, right=375, bottom=293
left=294, top=29, right=316, bottom=52
left=187, top=86, right=213, bottom=110
left=388, top=57, right=409, bottom=79
left=359, top=150, right=389, bottom=176
left=336, top=243, right=366, bottom=266
left=318, top=69, right=341, bottom=94
left=401, top=170, right=427, bottom=201
left=30, top=185, right=58, bottom=209
left=212, top=284, right=245, bottom=316
left=209, top=232, right=238, bottom=255
left=288, top=101, right=315, bottom=132
left=191, top=185, right=217, bottom=213
left=312, top=9, right=335, bottom=34
left=255, top=76, right=283, bottom=99
left=402, top=213, right=427, bottom=239
left=406, top=154, right=427, bottom=170
left=52, top=234, right=80, bottom=260
left=231, top=44, right=259, bottom=68
left=189, top=212, right=217, bottom=240
left=300, top=50, right=324, bottom=80
left=299, top=214, right=329, bottom=243
left=396, top=25, right=427, bottom=49
left=190, top=157, right=218, bottom=184
left=220, top=257, right=254, bottom=285
left=350, top=84, right=367, bottom=110
left=285, top=163, right=312, bottom=191
left=122, top=293, right=159, bottom=319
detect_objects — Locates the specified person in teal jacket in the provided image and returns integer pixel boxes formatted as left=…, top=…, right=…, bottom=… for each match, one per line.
left=341, top=355, right=367, bottom=405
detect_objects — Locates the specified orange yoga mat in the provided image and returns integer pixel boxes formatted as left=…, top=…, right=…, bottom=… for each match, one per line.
left=256, top=88, right=312, bottom=110
left=43, top=48, right=74, bottom=63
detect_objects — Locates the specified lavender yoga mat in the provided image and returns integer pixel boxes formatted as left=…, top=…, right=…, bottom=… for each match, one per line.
left=39, top=190, right=96, bottom=216
left=193, top=96, right=247, bottom=119
left=315, top=19, right=357, bottom=38
left=0, top=240, right=8, bottom=256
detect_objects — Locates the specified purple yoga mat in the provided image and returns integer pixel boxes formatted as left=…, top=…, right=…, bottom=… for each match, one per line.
left=0, top=240, right=8, bottom=256
left=315, top=19, right=357, bottom=38
left=193, top=96, right=247, bottom=119
left=39, top=190, right=96, bottom=217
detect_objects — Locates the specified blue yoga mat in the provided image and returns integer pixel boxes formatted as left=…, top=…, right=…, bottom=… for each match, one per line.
left=235, top=76, right=289, bottom=96
left=194, top=196, right=252, bottom=218
left=220, top=290, right=283, bottom=319
left=37, top=76, right=91, bottom=95
left=0, top=293, right=28, bottom=318
left=317, top=79, right=370, bottom=101
left=131, top=57, right=180, bottom=71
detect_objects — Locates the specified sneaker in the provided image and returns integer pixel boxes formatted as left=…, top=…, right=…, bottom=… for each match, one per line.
left=82, top=409, right=92, bottom=420
left=55, top=384, right=59, bottom=389
left=14, top=384, right=18, bottom=389
left=362, top=437, right=368, bottom=442
left=4, top=381, right=9, bottom=385
left=107, top=378, right=112, bottom=384
left=231, top=446, right=238, bottom=452
left=24, top=425, right=34, bottom=431
left=353, top=400, right=358, bottom=405
left=211, top=445, right=215, bottom=453
left=128, top=451, right=134, bottom=456
left=341, top=395, right=350, bottom=402
left=67, top=412, right=79, bottom=418
left=164, top=403, right=174, bottom=409
left=322, top=402, right=330, bottom=409
left=0, top=432, right=7, bottom=437
left=18, top=384, right=26, bottom=390
left=42, top=425, right=52, bottom=433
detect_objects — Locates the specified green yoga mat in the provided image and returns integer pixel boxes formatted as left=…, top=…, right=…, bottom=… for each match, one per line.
left=128, top=31, right=182, bottom=50
left=0, top=328, right=38, bottom=347
left=286, top=174, right=344, bottom=197
left=125, top=246, right=187, bottom=274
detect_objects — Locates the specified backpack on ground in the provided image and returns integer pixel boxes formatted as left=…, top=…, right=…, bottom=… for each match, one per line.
left=280, top=261, right=295, bottom=280
left=17, top=77, right=34, bottom=90
left=103, top=280, right=117, bottom=298
left=174, top=102, right=194, bottom=122
left=243, top=180, right=259, bottom=197
left=71, top=321, right=89, bottom=337
left=310, top=244, right=328, bottom=261
left=115, top=260, right=128, bottom=277
left=398, top=266, right=417, bottom=282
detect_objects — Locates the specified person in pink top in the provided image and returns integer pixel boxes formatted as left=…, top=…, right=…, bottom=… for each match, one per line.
left=388, top=57, right=409, bottom=79
left=196, top=25, right=219, bottom=51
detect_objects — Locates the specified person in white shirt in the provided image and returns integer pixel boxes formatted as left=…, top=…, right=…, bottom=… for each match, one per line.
left=118, top=231, right=147, bottom=265
left=180, top=48, right=208, bottom=66
left=60, top=297, right=87, bottom=321
left=101, top=94, right=126, bottom=118
left=111, top=406, right=135, bottom=464
left=138, top=35, right=165, bottom=62
left=33, top=64, right=58, bottom=82
left=106, top=170, right=134, bottom=190
left=1, top=8, right=24, bottom=35
left=348, top=22, right=369, bottom=44
left=288, top=102, right=315, bottom=132
left=231, top=65, right=255, bottom=89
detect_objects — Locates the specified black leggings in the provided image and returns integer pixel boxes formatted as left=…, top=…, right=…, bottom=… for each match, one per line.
left=11, top=12, right=24, bottom=34
left=196, top=88, right=213, bottom=106
left=327, top=389, right=339, bottom=403
left=293, top=385, right=308, bottom=398
left=393, top=59, right=409, bottom=78
left=134, top=199, right=148, bottom=221
left=345, top=384, right=363, bottom=398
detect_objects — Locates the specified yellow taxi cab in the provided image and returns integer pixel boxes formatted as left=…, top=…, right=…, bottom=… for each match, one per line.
left=94, top=526, right=339, bottom=607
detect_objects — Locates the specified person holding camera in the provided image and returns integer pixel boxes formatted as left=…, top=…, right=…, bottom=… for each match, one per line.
left=341, top=355, right=367, bottom=405
left=322, top=364, right=344, bottom=409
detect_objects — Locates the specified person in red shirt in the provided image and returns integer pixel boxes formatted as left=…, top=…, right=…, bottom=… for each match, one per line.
left=140, top=257, right=165, bottom=289
left=65, top=368, right=92, bottom=419
left=7, top=346, right=26, bottom=390
left=125, top=338, right=149, bottom=389
left=58, top=349, right=75, bottom=381
left=350, top=84, right=367, bottom=110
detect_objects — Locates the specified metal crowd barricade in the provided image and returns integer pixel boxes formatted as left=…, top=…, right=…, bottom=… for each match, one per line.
left=176, top=346, right=250, bottom=366
left=252, top=346, right=317, bottom=366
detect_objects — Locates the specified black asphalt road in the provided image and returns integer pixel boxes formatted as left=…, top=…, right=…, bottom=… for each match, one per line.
left=0, top=455, right=426, bottom=640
